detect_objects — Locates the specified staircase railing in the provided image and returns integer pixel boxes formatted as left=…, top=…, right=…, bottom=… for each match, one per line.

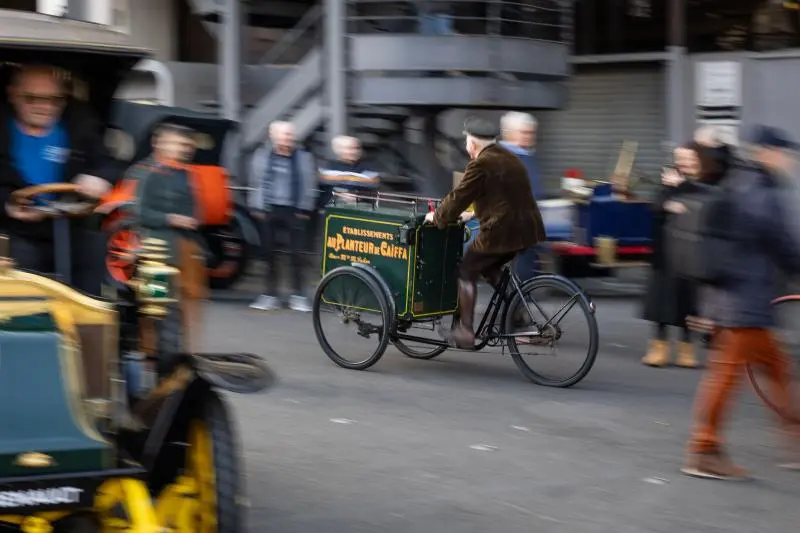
left=259, top=4, right=323, bottom=65
left=346, top=0, right=569, bottom=42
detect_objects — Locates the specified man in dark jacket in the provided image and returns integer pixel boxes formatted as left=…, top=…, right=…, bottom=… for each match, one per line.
left=135, top=123, right=206, bottom=353
left=426, top=117, right=545, bottom=349
left=683, top=127, right=800, bottom=480
left=0, top=64, right=116, bottom=294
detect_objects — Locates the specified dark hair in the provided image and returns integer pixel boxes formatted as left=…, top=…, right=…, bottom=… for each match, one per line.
left=153, top=122, right=195, bottom=140
left=682, top=141, right=725, bottom=184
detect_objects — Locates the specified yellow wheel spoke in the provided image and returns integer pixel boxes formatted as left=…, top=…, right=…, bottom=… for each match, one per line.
left=188, top=420, right=218, bottom=533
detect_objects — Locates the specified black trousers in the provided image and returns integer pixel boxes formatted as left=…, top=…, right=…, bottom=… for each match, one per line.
left=9, top=226, right=107, bottom=297
left=259, top=206, right=306, bottom=295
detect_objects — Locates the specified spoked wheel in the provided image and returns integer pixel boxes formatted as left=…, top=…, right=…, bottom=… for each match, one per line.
left=104, top=216, right=140, bottom=288
left=394, top=316, right=454, bottom=360
left=504, top=275, right=598, bottom=387
left=182, top=390, right=242, bottom=533
left=747, top=295, right=800, bottom=418
left=313, top=266, right=391, bottom=370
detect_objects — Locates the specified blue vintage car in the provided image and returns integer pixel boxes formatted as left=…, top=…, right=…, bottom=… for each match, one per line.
left=464, top=183, right=654, bottom=277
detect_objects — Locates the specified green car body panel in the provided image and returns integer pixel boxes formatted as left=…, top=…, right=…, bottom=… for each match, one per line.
left=0, top=310, right=113, bottom=477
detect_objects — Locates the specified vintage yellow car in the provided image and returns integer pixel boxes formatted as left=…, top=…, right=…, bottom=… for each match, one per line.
left=0, top=9, right=273, bottom=533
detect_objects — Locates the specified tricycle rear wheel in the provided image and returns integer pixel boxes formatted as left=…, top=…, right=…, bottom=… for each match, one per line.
left=393, top=316, right=454, bottom=360
left=313, top=266, right=391, bottom=370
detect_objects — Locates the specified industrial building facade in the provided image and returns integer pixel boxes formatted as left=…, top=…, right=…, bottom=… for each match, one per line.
left=21, top=0, right=800, bottom=192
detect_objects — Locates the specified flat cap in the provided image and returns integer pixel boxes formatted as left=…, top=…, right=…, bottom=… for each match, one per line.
left=747, top=125, right=799, bottom=150
left=463, top=116, right=499, bottom=141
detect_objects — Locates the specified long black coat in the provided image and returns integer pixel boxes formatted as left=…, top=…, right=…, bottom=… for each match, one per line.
left=642, top=181, right=698, bottom=326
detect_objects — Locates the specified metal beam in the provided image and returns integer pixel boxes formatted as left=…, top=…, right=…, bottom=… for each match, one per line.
left=324, top=0, right=347, bottom=152
left=219, top=0, right=243, bottom=122
left=65, top=0, right=88, bottom=21
left=570, top=52, right=671, bottom=64
left=666, top=0, right=687, bottom=144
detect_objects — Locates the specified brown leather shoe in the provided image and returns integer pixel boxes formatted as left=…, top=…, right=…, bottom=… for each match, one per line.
left=681, top=451, right=750, bottom=480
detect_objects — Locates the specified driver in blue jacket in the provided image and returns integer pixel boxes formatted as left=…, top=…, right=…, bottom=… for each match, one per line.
left=0, top=64, right=116, bottom=294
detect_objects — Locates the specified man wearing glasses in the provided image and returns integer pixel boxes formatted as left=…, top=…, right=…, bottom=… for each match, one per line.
left=0, top=64, right=115, bottom=294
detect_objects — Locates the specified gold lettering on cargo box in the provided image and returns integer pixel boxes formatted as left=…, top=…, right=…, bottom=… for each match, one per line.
left=327, top=226, right=408, bottom=261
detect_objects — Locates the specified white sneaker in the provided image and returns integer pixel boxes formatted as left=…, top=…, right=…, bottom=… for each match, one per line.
left=288, top=295, right=312, bottom=312
left=249, top=294, right=282, bottom=311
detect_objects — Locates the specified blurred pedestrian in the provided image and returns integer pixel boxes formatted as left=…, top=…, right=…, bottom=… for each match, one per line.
left=640, top=143, right=724, bottom=368
left=247, top=121, right=316, bottom=312
left=683, top=126, right=800, bottom=480
left=500, top=111, right=543, bottom=282
left=319, top=135, right=374, bottom=206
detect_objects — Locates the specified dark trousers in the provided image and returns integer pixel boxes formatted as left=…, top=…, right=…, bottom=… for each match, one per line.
left=259, top=206, right=306, bottom=296
left=459, top=249, right=517, bottom=284
left=9, top=227, right=106, bottom=297
left=513, top=245, right=540, bottom=283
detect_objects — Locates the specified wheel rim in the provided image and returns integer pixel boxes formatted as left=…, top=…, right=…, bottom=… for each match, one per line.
left=506, top=278, right=597, bottom=386
left=188, top=421, right=218, bottom=533
left=315, top=271, right=388, bottom=367
left=748, top=298, right=800, bottom=417
left=106, top=228, right=140, bottom=283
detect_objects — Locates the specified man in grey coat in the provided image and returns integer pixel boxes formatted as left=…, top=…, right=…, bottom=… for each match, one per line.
left=247, top=120, right=317, bottom=311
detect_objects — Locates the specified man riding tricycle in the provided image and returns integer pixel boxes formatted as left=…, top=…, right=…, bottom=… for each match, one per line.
left=0, top=9, right=271, bottom=533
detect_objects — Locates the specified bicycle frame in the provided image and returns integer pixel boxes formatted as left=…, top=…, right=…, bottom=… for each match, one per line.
left=392, top=267, right=567, bottom=349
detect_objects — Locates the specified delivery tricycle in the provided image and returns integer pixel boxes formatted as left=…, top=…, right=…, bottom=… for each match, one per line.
left=0, top=10, right=272, bottom=533
left=312, top=192, right=599, bottom=387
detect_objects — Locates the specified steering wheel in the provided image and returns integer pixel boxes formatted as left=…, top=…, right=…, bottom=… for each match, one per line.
left=10, top=183, right=98, bottom=218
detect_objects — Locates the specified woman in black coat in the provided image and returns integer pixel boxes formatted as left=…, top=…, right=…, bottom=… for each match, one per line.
left=641, top=142, right=716, bottom=368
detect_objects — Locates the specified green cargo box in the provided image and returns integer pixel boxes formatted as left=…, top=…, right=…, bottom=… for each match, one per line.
left=321, top=204, right=464, bottom=320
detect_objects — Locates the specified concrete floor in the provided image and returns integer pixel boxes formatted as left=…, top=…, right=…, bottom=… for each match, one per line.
left=200, top=294, right=800, bottom=533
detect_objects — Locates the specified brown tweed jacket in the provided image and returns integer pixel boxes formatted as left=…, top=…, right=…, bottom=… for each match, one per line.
left=433, top=144, right=545, bottom=254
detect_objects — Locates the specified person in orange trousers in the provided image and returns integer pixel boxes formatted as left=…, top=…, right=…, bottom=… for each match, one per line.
left=683, top=127, right=800, bottom=480
left=685, top=328, right=799, bottom=479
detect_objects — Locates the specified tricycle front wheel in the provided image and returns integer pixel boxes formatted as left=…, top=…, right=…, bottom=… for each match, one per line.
left=313, top=266, right=392, bottom=370
left=504, top=275, right=598, bottom=387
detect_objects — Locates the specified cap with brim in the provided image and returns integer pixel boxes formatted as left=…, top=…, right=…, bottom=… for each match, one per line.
left=463, top=116, right=499, bottom=141
left=749, top=125, right=799, bottom=150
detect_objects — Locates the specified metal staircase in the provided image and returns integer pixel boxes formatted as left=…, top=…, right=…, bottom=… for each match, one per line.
left=189, top=0, right=573, bottom=195
left=242, top=46, right=322, bottom=150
